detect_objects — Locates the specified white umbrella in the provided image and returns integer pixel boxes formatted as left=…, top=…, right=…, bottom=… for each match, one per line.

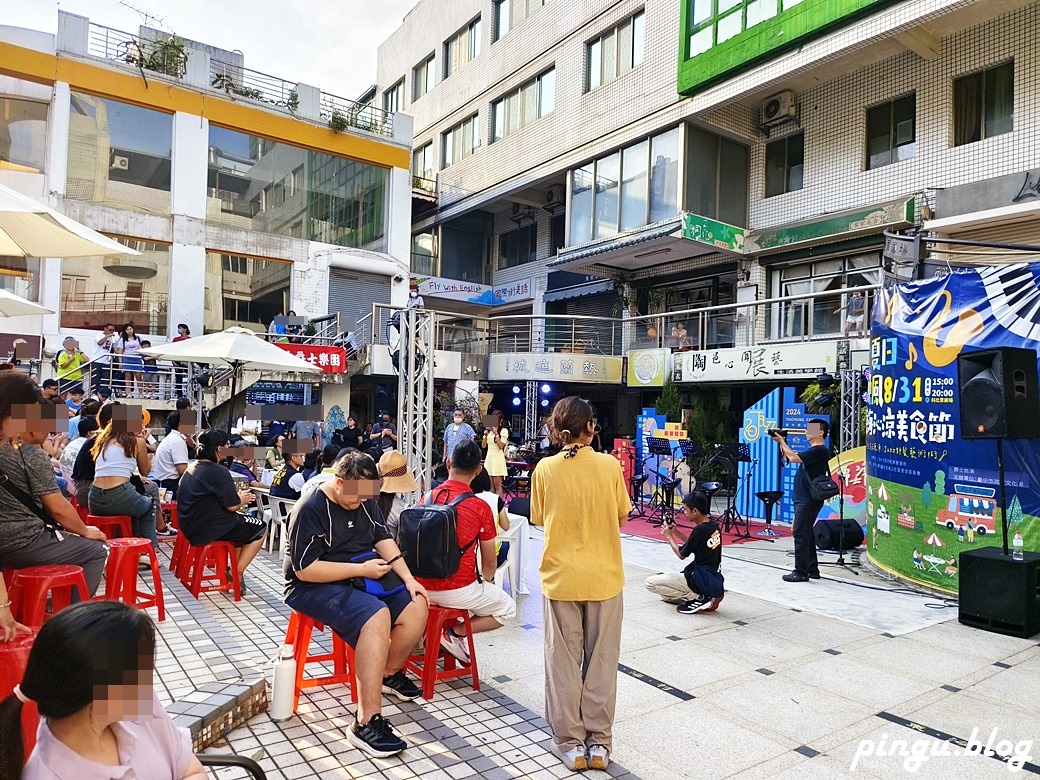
left=0, top=183, right=141, bottom=258
left=0, top=288, right=53, bottom=317
left=139, top=327, right=321, bottom=432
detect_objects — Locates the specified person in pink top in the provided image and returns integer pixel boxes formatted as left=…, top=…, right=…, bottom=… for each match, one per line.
left=0, top=601, right=207, bottom=780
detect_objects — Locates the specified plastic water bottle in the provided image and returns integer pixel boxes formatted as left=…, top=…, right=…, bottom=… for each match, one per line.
left=1012, top=531, right=1024, bottom=561
left=269, top=644, right=296, bottom=721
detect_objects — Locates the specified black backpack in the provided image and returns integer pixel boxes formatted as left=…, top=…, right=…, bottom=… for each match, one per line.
left=399, top=489, right=480, bottom=580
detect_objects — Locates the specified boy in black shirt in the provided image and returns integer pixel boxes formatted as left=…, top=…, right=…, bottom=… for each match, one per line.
left=284, top=450, right=428, bottom=759
left=645, top=491, right=724, bottom=613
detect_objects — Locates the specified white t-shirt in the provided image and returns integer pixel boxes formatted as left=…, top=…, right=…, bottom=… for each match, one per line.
left=300, top=469, right=335, bottom=498
left=153, top=431, right=189, bottom=481
left=58, top=436, right=88, bottom=486
left=91, top=332, right=115, bottom=364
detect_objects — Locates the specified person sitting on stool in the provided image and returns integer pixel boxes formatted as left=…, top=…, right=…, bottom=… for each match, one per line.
left=644, top=491, right=724, bottom=613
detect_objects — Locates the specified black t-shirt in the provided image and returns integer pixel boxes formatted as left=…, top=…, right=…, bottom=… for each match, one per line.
left=71, top=437, right=96, bottom=482
left=795, top=444, right=832, bottom=503
left=338, top=427, right=364, bottom=450
left=284, top=490, right=392, bottom=597
left=372, top=422, right=397, bottom=450
left=177, top=460, right=242, bottom=545
left=680, top=521, right=722, bottom=573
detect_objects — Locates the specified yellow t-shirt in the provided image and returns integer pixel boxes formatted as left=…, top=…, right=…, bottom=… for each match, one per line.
left=530, top=446, right=632, bottom=602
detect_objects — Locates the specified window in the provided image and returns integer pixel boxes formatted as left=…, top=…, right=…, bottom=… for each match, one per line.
left=0, top=256, right=41, bottom=302
left=205, top=252, right=291, bottom=334
left=207, top=125, right=389, bottom=249
left=866, top=94, right=915, bottom=170
left=764, top=132, right=803, bottom=197
left=491, top=69, right=555, bottom=142
left=383, top=80, right=404, bottom=114
left=587, top=11, right=645, bottom=91
left=0, top=97, right=47, bottom=173
left=412, top=142, right=434, bottom=180
left=494, top=0, right=548, bottom=41
left=445, top=18, right=482, bottom=77
left=954, top=61, right=1014, bottom=146
left=67, top=92, right=172, bottom=215
left=688, top=0, right=803, bottom=58
left=771, top=252, right=881, bottom=340
left=685, top=125, right=749, bottom=226
left=413, top=54, right=436, bottom=101
left=499, top=223, right=538, bottom=269
left=442, top=114, right=480, bottom=168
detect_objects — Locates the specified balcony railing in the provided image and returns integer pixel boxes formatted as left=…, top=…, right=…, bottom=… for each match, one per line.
left=320, top=93, right=394, bottom=138
left=87, top=23, right=187, bottom=78
left=209, top=61, right=300, bottom=114
left=412, top=176, right=437, bottom=196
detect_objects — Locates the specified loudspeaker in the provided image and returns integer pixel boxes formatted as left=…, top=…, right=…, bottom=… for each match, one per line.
left=957, top=347, right=1040, bottom=439
left=814, top=518, right=865, bottom=551
left=959, top=548, right=1040, bottom=638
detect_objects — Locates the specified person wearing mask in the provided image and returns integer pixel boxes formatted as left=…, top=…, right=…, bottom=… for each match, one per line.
left=55, top=336, right=88, bottom=395
left=88, top=403, right=157, bottom=548
left=112, top=323, right=144, bottom=397
left=482, top=413, right=509, bottom=496
left=172, top=323, right=191, bottom=343
left=270, top=448, right=306, bottom=500
left=0, top=372, right=108, bottom=598
left=530, top=397, right=631, bottom=772
left=90, top=322, right=117, bottom=392
left=0, top=600, right=209, bottom=779
left=176, top=429, right=264, bottom=588
left=376, top=450, right=419, bottom=542
left=442, top=409, right=476, bottom=467
left=369, top=412, right=397, bottom=452
left=406, top=289, right=425, bottom=309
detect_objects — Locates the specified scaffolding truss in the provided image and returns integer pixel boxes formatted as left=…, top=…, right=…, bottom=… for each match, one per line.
left=396, top=308, right=434, bottom=498
left=839, top=367, right=863, bottom=451
left=525, top=381, right=538, bottom=444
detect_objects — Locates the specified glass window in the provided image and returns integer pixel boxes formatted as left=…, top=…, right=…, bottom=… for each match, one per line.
left=413, top=54, right=436, bottom=100
left=716, top=9, right=743, bottom=44
left=445, top=18, right=482, bottom=77
left=67, top=92, right=172, bottom=215
left=954, top=60, right=1014, bottom=146
left=569, top=164, right=594, bottom=246
left=498, top=223, right=538, bottom=269
left=718, top=138, right=749, bottom=226
left=412, top=231, right=438, bottom=276
left=494, top=0, right=547, bottom=40
left=0, top=98, right=47, bottom=173
left=594, top=152, right=620, bottom=239
left=620, top=140, right=649, bottom=231
left=442, top=115, right=480, bottom=167
left=383, top=80, right=404, bottom=114
left=866, top=94, right=915, bottom=170
left=0, top=256, right=41, bottom=301
left=204, top=251, right=291, bottom=334
left=649, top=128, right=679, bottom=222
left=764, top=132, right=804, bottom=197
left=491, top=69, right=555, bottom=142
left=412, top=142, right=434, bottom=180
left=207, top=125, right=389, bottom=249
left=587, top=11, right=646, bottom=92
left=60, top=238, right=170, bottom=336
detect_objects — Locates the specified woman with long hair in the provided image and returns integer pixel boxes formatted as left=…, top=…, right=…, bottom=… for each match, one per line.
left=0, top=601, right=207, bottom=780
left=112, top=323, right=143, bottom=397
left=88, top=402, right=157, bottom=547
left=530, top=397, right=631, bottom=773
left=265, top=435, right=285, bottom=470
left=481, top=411, right=509, bottom=496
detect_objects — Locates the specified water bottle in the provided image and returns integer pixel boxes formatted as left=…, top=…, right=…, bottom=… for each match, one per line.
left=269, top=644, right=297, bottom=721
left=1012, top=531, right=1024, bottom=561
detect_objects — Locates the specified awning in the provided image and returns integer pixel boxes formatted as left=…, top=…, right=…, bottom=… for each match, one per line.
left=924, top=199, right=1040, bottom=236
left=542, top=280, right=615, bottom=303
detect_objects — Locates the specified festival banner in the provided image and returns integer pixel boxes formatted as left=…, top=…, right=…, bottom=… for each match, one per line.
left=866, top=265, right=1040, bottom=593
left=274, top=343, right=348, bottom=373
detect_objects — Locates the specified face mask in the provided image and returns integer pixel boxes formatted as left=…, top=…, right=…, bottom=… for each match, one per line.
left=410, top=292, right=418, bottom=298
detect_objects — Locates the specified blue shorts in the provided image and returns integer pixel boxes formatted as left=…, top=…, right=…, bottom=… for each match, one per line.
left=285, top=581, right=414, bottom=648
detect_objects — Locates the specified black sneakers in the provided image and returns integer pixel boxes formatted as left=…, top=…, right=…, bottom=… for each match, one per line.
left=677, top=596, right=714, bottom=614
left=782, top=571, right=810, bottom=582
left=381, top=670, right=422, bottom=701
left=348, top=714, right=407, bottom=757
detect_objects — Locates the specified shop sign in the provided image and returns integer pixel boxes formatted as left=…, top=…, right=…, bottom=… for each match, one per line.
left=673, top=342, right=836, bottom=383
left=493, top=278, right=533, bottom=305
left=682, top=213, right=746, bottom=253
left=414, top=276, right=495, bottom=305
left=935, top=168, right=1040, bottom=215
left=275, top=343, right=347, bottom=373
left=488, top=352, right=623, bottom=383
left=627, top=348, right=670, bottom=387
left=746, top=197, right=915, bottom=254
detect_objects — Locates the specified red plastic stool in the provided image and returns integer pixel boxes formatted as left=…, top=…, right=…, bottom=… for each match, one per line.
left=86, top=514, right=132, bottom=539
left=169, top=530, right=190, bottom=577
left=0, top=630, right=40, bottom=757
left=405, top=605, right=479, bottom=700
left=180, top=541, right=240, bottom=601
left=9, top=565, right=91, bottom=627
left=73, top=502, right=91, bottom=525
left=284, top=611, right=358, bottom=713
left=102, top=538, right=165, bottom=622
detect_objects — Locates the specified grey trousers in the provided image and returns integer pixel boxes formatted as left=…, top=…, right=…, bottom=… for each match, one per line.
left=543, top=593, right=624, bottom=752
left=0, top=530, right=109, bottom=597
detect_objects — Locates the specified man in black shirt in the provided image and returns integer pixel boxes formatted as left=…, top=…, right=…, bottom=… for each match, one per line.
left=368, top=412, right=397, bottom=452
left=770, top=419, right=832, bottom=582
left=285, top=450, right=428, bottom=759
left=645, top=491, right=724, bottom=613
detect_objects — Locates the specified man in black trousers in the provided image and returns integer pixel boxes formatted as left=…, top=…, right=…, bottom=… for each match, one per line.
left=769, top=419, right=832, bottom=582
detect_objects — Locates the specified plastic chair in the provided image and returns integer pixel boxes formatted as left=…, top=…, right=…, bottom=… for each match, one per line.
left=0, top=630, right=39, bottom=757
left=86, top=513, right=132, bottom=539
left=169, top=530, right=191, bottom=578
left=266, top=496, right=296, bottom=554
left=493, top=522, right=522, bottom=597
left=8, top=565, right=90, bottom=627
left=405, top=605, right=479, bottom=700
left=180, top=541, right=240, bottom=601
left=284, top=610, right=358, bottom=713
left=102, top=538, right=165, bottom=622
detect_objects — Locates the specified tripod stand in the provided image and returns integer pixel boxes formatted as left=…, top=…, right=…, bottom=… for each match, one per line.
left=818, top=459, right=861, bottom=574
left=628, top=457, right=651, bottom=518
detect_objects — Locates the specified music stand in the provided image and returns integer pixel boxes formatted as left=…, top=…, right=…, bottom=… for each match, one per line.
left=628, top=457, right=651, bottom=518
left=818, top=459, right=862, bottom=574
left=647, top=438, right=678, bottom=526
left=716, top=444, right=751, bottom=537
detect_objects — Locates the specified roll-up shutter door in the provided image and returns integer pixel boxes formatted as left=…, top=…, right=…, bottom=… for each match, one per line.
left=328, top=269, right=392, bottom=331
left=562, top=291, right=618, bottom=354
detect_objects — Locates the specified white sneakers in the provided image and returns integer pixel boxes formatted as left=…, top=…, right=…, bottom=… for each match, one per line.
left=551, top=742, right=588, bottom=772
left=439, top=627, right=470, bottom=663
left=588, top=744, right=610, bottom=770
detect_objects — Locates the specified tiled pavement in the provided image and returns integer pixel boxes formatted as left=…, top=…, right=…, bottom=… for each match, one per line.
left=143, top=523, right=1040, bottom=780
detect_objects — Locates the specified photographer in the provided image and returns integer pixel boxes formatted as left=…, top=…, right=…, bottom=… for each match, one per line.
left=644, top=491, right=724, bottom=613
left=769, top=419, right=831, bottom=583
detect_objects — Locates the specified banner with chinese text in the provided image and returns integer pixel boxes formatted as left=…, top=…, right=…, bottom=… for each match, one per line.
left=488, top=353, right=623, bottom=384
left=673, top=342, right=837, bottom=383
left=274, top=343, right=348, bottom=373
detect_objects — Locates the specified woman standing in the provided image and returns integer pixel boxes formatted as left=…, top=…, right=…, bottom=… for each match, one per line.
left=338, top=416, right=364, bottom=451
left=530, top=397, right=631, bottom=773
left=112, top=323, right=144, bottom=397
left=482, top=411, right=509, bottom=496
left=88, top=403, right=157, bottom=547
left=442, top=409, right=476, bottom=467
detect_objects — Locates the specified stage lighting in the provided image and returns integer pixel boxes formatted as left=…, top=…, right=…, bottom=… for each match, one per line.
left=541, top=383, right=551, bottom=394
left=512, top=385, right=521, bottom=394
left=512, top=397, right=522, bottom=407
left=816, top=373, right=835, bottom=388
left=541, top=399, right=549, bottom=407
left=816, top=392, right=835, bottom=406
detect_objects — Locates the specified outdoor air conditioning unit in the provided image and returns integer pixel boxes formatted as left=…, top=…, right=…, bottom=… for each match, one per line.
left=544, top=184, right=565, bottom=207
left=512, top=203, right=525, bottom=216
left=761, top=91, right=797, bottom=126
left=111, top=155, right=130, bottom=170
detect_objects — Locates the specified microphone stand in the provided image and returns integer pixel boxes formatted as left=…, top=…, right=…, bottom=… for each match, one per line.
left=818, top=456, right=861, bottom=574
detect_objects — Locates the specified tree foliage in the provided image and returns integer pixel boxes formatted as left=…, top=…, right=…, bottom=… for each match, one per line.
left=921, top=481, right=933, bottom=508
left=654, top=376, right=683, bottom=423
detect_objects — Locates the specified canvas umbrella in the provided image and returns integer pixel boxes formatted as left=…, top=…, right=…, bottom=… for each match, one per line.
left=0, top=183, right=141, bottom=258
left=0, top=289, right=53, bottom=318
left=139, top=326, right=321, bottom=433
left=922, top=532, right=945, bottom=554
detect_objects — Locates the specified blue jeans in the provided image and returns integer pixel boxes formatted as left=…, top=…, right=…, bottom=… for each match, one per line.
left=89, top=481, right=157, bottom=548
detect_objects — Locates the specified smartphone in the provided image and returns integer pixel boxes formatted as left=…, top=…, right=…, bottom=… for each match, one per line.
left=384, top=553, right=403, bottom=565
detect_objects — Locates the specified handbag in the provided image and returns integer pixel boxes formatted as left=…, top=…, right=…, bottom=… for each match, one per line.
left=0, top=465, right=66, bottom=540
left=809, top=468, right=840, bottom=502
left=350, top=551, right=406, bottom=598
left=684, top=561, right=725, bottom=598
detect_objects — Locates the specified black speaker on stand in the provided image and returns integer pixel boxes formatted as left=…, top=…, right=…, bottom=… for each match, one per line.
left=956, top=347, right=1040, bottom=637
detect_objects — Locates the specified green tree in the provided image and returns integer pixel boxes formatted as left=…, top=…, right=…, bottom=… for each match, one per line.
left=654, top=376, right=683, bottom=423
left=1008, top=495, right=1024, bottom=526
left=921, top=481, right=933, bottom=508
left=934, top=469, right=946, bottom=497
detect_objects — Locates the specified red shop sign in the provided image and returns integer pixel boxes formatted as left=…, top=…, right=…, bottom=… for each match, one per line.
left=275, top=343, right=348, bottom=373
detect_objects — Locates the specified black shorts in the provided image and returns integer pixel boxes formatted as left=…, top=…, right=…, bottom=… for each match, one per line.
left=218, top=515, right=268, bottom=545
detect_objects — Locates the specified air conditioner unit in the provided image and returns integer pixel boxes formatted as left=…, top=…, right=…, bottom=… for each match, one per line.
left=111, top=155, right=130, bottom=170
left=511, top=203, right=525, bottom=216
left=761, top=91, right=796, bottom=126
left=545, top=184, right=565, bottom=206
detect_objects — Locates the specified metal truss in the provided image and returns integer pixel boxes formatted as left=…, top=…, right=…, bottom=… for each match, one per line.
left=524, top=381, right=538, bottom=444
left=839, top=367, right=863, bottom=451
left=396, top=308, right=434, bottom=497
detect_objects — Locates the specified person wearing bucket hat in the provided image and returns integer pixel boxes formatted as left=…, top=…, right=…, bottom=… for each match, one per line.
left=377, top=450, right=419, bottom=541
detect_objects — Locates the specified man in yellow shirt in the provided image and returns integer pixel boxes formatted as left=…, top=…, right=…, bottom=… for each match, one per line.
left=56, top=337, right=88, bottom=394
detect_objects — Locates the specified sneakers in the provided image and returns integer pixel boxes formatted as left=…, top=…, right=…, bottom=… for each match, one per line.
left=706, top=595, right=724, bottom=612
left=782, top=571, right=810, bottom=582
left=156, top=526, right=178, bottom=537
left=551, top=742, right=588, bottom=772
left=588, top=744, right=610, bottom=770
left=381, top=670, right=421, bottom=701
left=440, top=627, right=471, bottom=663
left=677, top=596, right=714, bottom=614
left=348, top=714, right=407, bottom=758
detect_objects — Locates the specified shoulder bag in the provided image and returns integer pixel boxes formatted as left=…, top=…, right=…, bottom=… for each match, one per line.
left=809, top=464, right=840, bottom=502
left=0, top=464, right=66, bottom=540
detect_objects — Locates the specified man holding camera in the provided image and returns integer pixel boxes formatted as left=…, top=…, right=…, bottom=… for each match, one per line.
left=644, top=491, right=724, bottom=613
left=769, top=420, right=832, bottom=582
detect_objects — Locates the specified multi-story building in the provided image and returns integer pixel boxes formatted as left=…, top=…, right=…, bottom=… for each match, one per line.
left=0, top=11, right=414, bottom=415
left=374, top=0, right=1039, bottom=435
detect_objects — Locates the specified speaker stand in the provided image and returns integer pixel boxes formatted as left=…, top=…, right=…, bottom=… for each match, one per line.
left=818, top=463, right=861, bottom=575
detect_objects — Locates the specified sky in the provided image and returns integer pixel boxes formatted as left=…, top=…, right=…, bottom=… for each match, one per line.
left=4, top=0, right=416, bottom=100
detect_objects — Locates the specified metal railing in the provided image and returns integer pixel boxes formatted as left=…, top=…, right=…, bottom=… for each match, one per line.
left=320, top=93, right=394, bottom=138
left=489, top=315, right=622, bottom=355
left=210, top=60, right=300, bottom=114
left=71, top=354, right=195, bottom=402
left=411, top=176, right=437, bottom=196
left=87, top=23, right=187, bottom=78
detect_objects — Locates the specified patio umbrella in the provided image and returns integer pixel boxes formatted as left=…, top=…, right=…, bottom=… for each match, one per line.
left=0, top=183, right=141, bottom=258
left=0, top=289, right=53, bottom=318
left=139, top=326, right=321, bottom=432
left=922, top=532, right=945, bottom=553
